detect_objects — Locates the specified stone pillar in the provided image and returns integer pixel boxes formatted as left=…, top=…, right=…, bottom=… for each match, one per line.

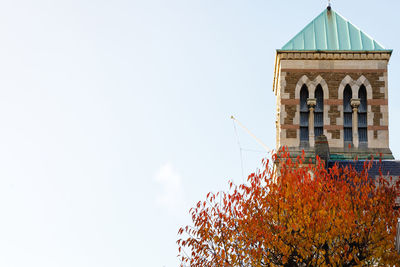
left=351, top=99, right=360, bottom=148
left=315, top=135, right=330, bottom=166
left=307, top=98, right=316, bottom=147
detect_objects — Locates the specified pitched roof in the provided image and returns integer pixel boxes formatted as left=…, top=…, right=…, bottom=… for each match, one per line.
left=280, top=7, right=391, bottom=52
left=327, top=160, right=400, bottom=177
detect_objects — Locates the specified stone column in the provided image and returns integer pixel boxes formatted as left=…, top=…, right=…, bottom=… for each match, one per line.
left=307, top=98, right=316, bottom=147
left=351, top=99, right=360, bottom=148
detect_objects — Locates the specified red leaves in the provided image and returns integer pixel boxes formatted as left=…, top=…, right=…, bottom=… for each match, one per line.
left=177, top=150, right=400, bottom=266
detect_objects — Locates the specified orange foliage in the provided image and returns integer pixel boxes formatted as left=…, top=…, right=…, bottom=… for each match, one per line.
left=177, top=150, right=400, bottom=266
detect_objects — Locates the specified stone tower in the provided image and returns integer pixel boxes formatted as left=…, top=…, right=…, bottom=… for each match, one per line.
left=273, top=6, right=394, bottom=161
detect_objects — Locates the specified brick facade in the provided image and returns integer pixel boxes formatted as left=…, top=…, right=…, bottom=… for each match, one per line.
left=274, top=57, right=391, bottom=154
left=282, top=72, right=386, bottom=140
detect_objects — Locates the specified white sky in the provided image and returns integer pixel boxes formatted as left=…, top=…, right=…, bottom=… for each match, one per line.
left=0, top=1, right=399, bottom=266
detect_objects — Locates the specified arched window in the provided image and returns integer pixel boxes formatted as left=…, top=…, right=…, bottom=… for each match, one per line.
left=358, top=85, right=367, bottom=143
left=300, top=85, right=309, bottom=144
left=314, top=85, right=324, bottom=137
left=343, top=85, right=353, bottom=144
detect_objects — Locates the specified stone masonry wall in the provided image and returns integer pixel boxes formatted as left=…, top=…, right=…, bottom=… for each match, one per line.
left=279, top=70, right=388, bottom=149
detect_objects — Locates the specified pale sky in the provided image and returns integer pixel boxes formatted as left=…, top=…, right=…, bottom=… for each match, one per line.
left=0, top=1, right=399, bottom=266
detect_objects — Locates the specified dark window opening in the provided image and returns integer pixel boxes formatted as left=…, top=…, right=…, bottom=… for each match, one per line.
left=314, top=85, right=324, bottom=138
left=343, top=85, right=353, bottom=143
left=358, top=85, right=368, bottom=143
left=300, top=85, right=309, bottom=143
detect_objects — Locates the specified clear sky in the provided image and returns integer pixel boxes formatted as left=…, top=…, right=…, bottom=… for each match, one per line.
left=0, top=0, right=399, bottom=266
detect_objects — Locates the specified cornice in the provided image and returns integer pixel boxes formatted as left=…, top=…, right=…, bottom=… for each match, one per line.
left=276, top=51, right=392, bottom=61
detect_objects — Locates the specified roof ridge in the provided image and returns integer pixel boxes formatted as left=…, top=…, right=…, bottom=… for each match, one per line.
left=280, top=8, right=390, bottom=52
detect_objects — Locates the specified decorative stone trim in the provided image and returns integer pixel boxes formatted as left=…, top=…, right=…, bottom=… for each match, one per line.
left=307, top=98, right=316, bottom=107
left=280, top=69, right=387, bottom=73
left=281, top=99, right=300, bottom=105
left=368, top=99, right=388, bottom=105
left=277, top=51, right=391, bottom=61
left=338, top=75, right=373, bottom=100
left=368, top=126, right=388, bottom=130
left=351, top=99, right=361, bottom=109
left=281, top=124, right=300, bottom=129
left=294, top=75, right=329, bottom=99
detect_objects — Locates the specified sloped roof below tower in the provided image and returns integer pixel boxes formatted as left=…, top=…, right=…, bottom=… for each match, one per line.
left=327, top=160, right=400, bottom=177
left=280, top=7, right=391, bottom=52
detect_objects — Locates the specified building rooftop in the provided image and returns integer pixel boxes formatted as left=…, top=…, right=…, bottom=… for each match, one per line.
left=327, top=160, right=400, bottom=177
left=279, top=7, right=391, bottom=52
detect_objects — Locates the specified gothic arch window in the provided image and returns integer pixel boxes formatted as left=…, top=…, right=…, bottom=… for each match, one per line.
left=314, top=85, right=324, bottom=138
left=358, top=85, right=368, bottom=143
left=343, top=85, right=353, bottom=144
left=300, top=85, right=309, bottom=144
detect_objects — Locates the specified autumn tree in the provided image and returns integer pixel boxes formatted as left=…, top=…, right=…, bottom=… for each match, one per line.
left=177, top=150, right=400, bottom=266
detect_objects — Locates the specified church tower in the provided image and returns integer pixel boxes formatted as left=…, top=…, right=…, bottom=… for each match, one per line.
left=273, top=6, right=394, bottom=161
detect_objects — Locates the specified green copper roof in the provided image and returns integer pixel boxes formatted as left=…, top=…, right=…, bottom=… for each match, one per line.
left=280, top=7, right=391, bottom=52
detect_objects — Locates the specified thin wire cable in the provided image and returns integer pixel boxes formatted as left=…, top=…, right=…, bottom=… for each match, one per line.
left=231, top=116, right=271, bottom=152
left=232, top=119, right=245, bottom=183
